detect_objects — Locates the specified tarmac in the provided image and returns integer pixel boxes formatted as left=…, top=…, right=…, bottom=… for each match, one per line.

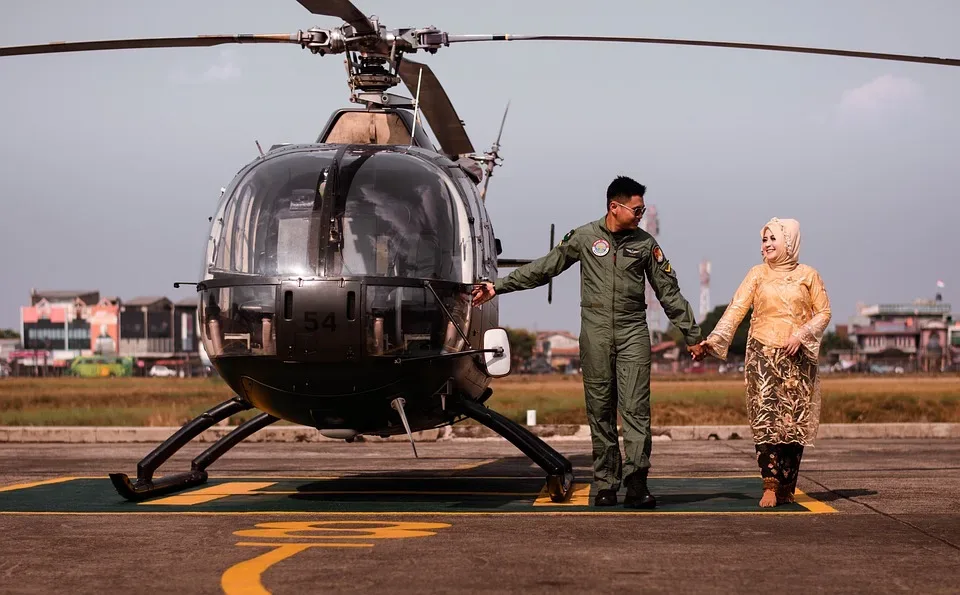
left=0, top=436, right=958, bottom=593
left=2, top=422, right=959, bottom=443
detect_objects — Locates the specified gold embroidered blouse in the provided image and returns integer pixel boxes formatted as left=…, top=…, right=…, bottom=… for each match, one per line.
left=704, top=263, right=831, bottom=360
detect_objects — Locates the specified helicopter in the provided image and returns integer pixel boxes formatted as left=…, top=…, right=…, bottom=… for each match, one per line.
left=2, top=0, right=958, bottom=504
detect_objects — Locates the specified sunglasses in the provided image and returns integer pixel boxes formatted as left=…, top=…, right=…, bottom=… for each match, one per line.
left=615, top=203, right=646, bottom=217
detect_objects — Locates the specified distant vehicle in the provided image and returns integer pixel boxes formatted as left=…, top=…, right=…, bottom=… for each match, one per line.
left=148, top=364, right=183, bottom=378
left=70, top=356, right=133, bottom=378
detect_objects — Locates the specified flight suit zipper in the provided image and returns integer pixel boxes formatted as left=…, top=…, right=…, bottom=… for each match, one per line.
left=610, top=230, right=616, bottom=341
left=611, top=231, right=626, bottom=349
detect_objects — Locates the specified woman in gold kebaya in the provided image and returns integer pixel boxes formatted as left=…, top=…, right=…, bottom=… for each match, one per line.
left=700, top=218, right=831, bottom=507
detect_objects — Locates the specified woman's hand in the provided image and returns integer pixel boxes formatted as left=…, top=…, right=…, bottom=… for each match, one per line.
left=691, top=339, right=710, bottom=361
left=785, top=335, right=802, bottom=356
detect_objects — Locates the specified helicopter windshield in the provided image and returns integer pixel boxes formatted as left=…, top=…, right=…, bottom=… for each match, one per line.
left=207, top=148, right=468, bottom=283
left=331, top=151, right=465, bottom=282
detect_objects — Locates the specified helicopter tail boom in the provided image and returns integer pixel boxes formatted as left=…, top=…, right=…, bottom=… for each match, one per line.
left=496, top=224, right=556, bottom=303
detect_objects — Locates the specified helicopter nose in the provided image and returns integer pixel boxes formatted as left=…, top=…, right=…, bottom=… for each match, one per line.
left=274, top=280, right=363, bottom=363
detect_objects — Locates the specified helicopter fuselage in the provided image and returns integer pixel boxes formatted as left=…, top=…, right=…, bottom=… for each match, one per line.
left=198, top=140, right=503, bottom=438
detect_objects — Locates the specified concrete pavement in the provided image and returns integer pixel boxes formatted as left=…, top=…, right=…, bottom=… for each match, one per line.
left=0, top=439, right=958, bottom=593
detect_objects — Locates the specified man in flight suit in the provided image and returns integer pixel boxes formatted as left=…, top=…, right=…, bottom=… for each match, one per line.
left=472, top=176, right=704, bottom=508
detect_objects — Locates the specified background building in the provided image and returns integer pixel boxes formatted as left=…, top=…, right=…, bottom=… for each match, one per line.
left=847, top=297, right=953, bottom=372
left=18, top=289, right=104, bottom=371
left=13, top=289, right=200, bottom=376
left=531, top=331, right=580, bottom=372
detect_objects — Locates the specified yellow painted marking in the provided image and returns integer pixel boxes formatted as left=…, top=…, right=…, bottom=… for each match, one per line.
left=794, top=489, right=839, bottom=513
left=453, top=459, right=498, bottom=470
left=0, top=509, right=835, bottom=516
left=235, top=520, right=452, bottom=540
left=215, top=475, right=339, bottom=481
left=140, top=482, right=277, bottom=506
left=0, top=477, right=78, bottom=492
left=533, top=482, right=592, bottom=506
left=0, top=475, right=839, bottom=515
left=239, top=490, right=535, bottom=497
left=222, top=543, right=373, bottom=595
left=221, top=521, right=451, bottom=594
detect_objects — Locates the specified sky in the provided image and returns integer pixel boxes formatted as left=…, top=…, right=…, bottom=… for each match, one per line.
left=1, top=0, right=958, bottom=336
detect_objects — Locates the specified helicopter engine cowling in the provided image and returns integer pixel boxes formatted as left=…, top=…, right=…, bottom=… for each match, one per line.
left=196, top=144, right=499, bottom=436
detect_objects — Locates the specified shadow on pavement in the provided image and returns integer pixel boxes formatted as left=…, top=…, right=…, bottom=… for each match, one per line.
left=803, top=489, right=879, bottom=502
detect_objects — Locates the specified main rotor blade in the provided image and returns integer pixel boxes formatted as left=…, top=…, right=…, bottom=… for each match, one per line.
left=446, top=34, right=960, bottom=68
left=398, top=57, right=475, bottom=156
left=0, top=34, right=301, bottom=57
left=296, top=0, right=375, bottom=36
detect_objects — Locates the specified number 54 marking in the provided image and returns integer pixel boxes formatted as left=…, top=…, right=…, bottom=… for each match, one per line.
left=303, top=311, right=336, bottom=332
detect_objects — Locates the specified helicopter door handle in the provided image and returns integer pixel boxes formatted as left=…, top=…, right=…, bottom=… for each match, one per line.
left=346, top=291, right=356, bottom=321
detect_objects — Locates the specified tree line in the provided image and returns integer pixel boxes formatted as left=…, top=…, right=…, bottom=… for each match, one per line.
left=505, top=303, right=854, bottom=364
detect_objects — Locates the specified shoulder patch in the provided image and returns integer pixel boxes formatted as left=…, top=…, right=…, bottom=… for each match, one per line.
left=557, top=229, right=575, bottom=247
left=653, top=245, right=664, bottom=263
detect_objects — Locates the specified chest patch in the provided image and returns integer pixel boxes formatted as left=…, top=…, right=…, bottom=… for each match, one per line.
left=624, top=247, right=641, bottom=257
left=591, top=239, right=610, bottom=257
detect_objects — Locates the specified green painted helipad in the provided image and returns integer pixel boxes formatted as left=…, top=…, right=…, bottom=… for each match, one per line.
left=0, top=475, right=837, bottom=514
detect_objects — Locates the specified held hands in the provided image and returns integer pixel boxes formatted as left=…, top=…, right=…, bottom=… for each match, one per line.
left=687, top=342, right=706, bottom=361
left=687, top=339, right=713, bottom=361
left=472, top=281, right=496, bottom=306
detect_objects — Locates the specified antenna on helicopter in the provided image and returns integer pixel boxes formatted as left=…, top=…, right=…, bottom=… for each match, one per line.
left=391, top=397, right=419, bottom=458
left=409, top=67, right=424, bottom=147
left=472, top=100, right=510, bottom=201
left=255, top=140, right=265, bottom=157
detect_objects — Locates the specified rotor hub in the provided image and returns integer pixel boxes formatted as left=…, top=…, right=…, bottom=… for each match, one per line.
left=348, top=54, right=399, bottom=94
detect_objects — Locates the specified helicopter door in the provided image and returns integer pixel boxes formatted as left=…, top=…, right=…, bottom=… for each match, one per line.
left=276, top=280, right=362, bottom=363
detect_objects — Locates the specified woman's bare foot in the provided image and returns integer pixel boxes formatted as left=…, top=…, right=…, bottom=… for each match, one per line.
left=759, top=489, right=778, bottom=507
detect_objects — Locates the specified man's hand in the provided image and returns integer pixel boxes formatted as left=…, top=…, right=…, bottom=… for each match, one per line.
left=472, top=282, right=496, bottom=306
left=687, top=342, right=705, bottom=361
left=785, top=335, right=802, bottom=357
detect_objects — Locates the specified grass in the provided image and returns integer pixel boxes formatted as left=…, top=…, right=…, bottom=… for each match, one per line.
left=487, top=374, right=960, bottom=425
left=0, top=373, right=958, bottom=426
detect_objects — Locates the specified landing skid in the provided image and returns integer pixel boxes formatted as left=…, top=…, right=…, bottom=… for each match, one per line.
left=453, top=397, right=574, bottom=502
left=109, top=396, right=278, bottom=502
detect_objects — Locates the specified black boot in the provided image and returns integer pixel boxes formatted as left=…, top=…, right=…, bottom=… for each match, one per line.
left=624, top=471, right=656, bottom=509
left=594, top=488, right=618, bottom=506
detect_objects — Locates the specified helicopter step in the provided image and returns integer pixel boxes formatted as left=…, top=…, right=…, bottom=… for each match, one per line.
left=453, top=397, right=574, bottom=503
left=109, top=397, right=279, bottom=502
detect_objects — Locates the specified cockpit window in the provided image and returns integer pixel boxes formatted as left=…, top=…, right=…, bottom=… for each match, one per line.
left=331, top=151, right=466, bottom=282
left=209, top=150, right=334, bottom=278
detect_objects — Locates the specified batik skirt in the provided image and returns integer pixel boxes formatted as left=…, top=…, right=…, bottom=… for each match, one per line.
left=743, top=337, right=822, bottom=498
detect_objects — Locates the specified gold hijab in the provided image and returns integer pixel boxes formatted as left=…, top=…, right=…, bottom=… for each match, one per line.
left=762, top=217, right=800, bottom=272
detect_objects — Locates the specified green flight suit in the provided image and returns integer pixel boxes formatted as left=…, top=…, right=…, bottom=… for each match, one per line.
left=495, top=216, right=702, bottom=491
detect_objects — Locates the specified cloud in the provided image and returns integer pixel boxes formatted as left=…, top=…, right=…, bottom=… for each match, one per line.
left=838, top=74, right=922, bottom=116
left=169, top=49, right=241, bottom=85
left=202, top=49, right=241, bottom=82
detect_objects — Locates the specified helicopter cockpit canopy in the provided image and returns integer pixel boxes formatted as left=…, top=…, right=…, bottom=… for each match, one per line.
left=205, top=147, right=472, bottom=285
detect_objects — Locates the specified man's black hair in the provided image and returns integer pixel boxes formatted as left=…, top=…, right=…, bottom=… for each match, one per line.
left=606, top=175, right=646, bottom=207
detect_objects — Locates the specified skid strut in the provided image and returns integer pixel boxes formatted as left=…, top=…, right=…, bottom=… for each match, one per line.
left=109, top=396, right=278, bottom=501
left=454, top=397, right=574, bottom=502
